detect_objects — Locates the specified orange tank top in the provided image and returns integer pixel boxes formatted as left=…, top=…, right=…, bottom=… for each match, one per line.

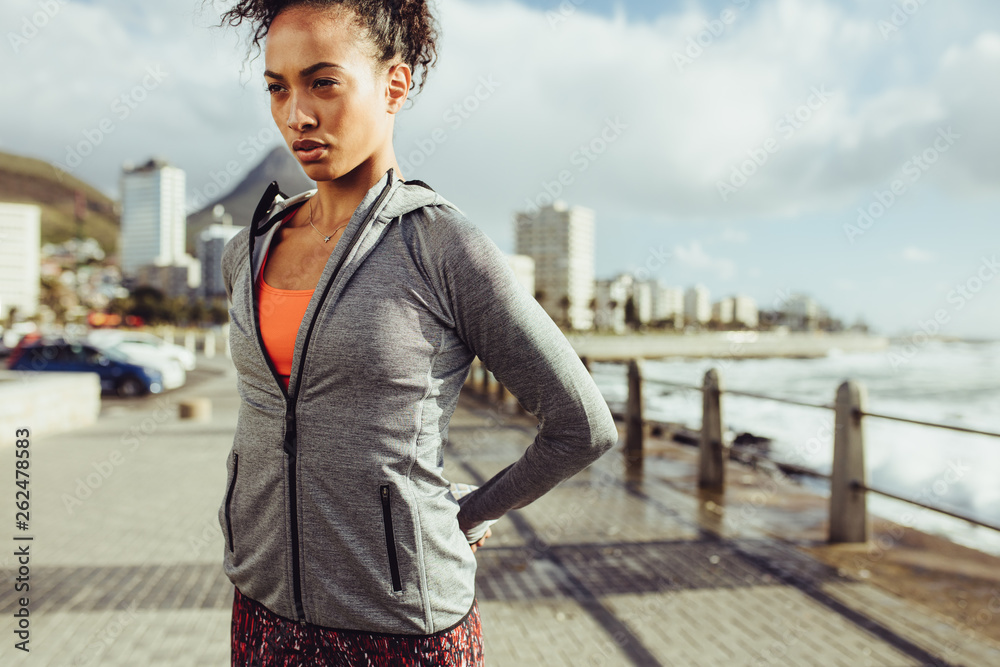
left=257, top=240, right=314, bottom=390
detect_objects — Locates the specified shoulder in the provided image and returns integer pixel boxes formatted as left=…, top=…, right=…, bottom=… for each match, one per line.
left=398, top=196, right=494, bottom=256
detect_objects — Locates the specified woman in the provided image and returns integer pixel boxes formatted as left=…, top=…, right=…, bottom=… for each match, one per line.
left=215, top=0, right=620, bottom=664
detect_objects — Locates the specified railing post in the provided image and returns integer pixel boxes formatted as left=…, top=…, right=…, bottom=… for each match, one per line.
left=698, top=368, right=727, bottom=491
left=481, top=366, right=493, bottom=398
left=204, top=330, right=216, bottom=358
left=830, top=380, right=869, bottom=543
left=625, top=358, right=644, bottom=470
left=184, top=330, right=196, bottom=355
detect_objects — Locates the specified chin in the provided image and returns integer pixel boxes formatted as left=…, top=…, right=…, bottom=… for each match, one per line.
left=298, top=161, right=339, bottom=182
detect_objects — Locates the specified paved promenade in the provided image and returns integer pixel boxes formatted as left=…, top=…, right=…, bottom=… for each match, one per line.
left=1, top=355, right=999, bottom=665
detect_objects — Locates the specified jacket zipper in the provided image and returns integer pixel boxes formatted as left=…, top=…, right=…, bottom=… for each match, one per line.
left=379, top=485, right=403, bottom=592
left=224, top=451, right=239, bottom=553
left=249, top=174, right=396, bottom=624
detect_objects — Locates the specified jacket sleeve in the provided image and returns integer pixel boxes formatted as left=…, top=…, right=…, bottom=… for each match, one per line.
left=220, top=230, right=243, bottom=305
left=421, top=209, right=620, bottom=530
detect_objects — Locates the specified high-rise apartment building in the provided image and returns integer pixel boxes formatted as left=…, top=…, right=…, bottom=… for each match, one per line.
left=120, top=158, right=187, bottom=277
left=684, top=284, right=711, bottom=325
left=120, top=158, right=200, bottom=296
left=0, top=203, right=41, bottom=321
left=514, top=201, right=595, bottom=330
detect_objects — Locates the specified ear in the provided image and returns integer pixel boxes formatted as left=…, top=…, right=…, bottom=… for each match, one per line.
left=385, top=61, right=411, bottom=114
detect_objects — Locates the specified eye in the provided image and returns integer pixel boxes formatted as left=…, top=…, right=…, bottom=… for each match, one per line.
left=313, top=78, right=338, bottom=89
left=266, top=82, right=286, bottom=95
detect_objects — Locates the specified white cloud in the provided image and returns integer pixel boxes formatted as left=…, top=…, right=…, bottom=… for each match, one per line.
left=902, top=246, right=934, bottom=262
left=4, top=0, right=998, bottom=230
left=671, top=240, right=737, bottom=280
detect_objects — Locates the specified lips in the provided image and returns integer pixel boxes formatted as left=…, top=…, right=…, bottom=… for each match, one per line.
left=292, top=139, right=328, bottom=163
left=293, top=139, right=325, bottom=151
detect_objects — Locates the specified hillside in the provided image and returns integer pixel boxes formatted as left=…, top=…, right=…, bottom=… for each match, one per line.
left=185, top=146, right=314, bottom=254
left=0, top=151, right=120, bottom=255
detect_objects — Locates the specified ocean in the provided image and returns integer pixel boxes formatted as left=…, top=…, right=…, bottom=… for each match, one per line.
left=589, top=339, right=1000, bottom=556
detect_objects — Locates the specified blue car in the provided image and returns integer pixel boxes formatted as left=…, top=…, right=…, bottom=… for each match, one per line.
left=6, top=339, right=164, bottom=397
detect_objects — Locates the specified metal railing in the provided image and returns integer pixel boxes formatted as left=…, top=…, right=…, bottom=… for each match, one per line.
left=613, top=357, right=1000, bottom=542
left=462, top=355, right=1000, bottom=543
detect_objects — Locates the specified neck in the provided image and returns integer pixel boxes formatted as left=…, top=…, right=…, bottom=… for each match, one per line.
left=307, top=153, right=402, bottom=229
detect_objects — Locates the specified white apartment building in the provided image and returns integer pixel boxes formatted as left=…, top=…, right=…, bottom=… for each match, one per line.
left=712, top=297, right=734, bottom=324
left=0, top=203, right=41, bottom=320
left=785, top=293, right=819, bottom=330
left=684, top=284, right=711, bottom=325
left=120, top=158, right=188, bottom=277
left=733, top=295, right=759, bottom=328
left=514, top=201, right=595, bottom=330
left=595, top=273, right=632, bottom=333
left=651, top=283, right=684, bottom=327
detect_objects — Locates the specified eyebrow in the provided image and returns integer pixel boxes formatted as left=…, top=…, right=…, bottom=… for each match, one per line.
left=264, top=62, right=345, bottom=81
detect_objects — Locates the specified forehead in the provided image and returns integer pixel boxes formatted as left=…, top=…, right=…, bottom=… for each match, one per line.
left=264, top=5, right=371, bottom=73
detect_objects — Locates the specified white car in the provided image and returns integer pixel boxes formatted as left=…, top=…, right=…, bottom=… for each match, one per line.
left=88, top=330, right=197, bottom=371
left=94, top=341, right=187, bottom=391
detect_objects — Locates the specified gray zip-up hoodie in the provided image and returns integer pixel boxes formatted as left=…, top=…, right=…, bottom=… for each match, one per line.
left=217, top=167, right=619, bottom=635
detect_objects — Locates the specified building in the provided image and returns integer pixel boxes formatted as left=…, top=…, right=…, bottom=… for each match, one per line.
left=684, top=284, right=711, bottom=325
left=0, top=203, right=41, bottom=321
left=505, top=254, right=535, bottom=299
left=120, top=158, right=187, bottom=276
left=514, top=201, right=595, bottom=330
left=198, top=205, right=241, bottom=299
left=785, top=293, right=819, bottom=331
left=651, top=284, right=684, bottom=328
left=712, top=297, right=735, bottom=325
left=733, top=295, right=759, bottom=328
left=632, top=280, right=653, bottom=325
left=120, top=157, right=199, bottom=296
left=594, top=273, right=633, bottom=333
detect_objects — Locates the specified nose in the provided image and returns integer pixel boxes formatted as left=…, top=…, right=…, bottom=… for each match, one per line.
left=287, top=94, right=316, bottom=131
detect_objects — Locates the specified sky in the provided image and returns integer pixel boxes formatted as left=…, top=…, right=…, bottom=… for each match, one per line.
left=3, top=0, right=999, bottom=339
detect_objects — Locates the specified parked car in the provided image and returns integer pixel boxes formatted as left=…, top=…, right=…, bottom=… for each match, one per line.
left=100, top=341, right=187, bottom=390
left=6, top=339, right=164, bottom=397
left=87, top=329, right=197, bottom=371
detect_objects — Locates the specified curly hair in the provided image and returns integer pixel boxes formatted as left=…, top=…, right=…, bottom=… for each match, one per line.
left=217, top=0, right=440, bottom=98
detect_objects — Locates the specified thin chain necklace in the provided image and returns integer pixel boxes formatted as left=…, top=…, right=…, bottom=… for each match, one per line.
left=307, top=199, right=349, bottom=243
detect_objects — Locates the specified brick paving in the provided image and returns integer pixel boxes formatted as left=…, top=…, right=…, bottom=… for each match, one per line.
left=1, top=356, right=999, bottom=666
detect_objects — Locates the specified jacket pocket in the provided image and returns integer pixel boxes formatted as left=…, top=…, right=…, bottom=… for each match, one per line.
left=224, top=452, right=239, bottom=553
left=379, top=484, right=403, bottom=592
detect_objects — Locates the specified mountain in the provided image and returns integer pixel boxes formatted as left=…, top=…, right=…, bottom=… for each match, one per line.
left=0, top=151, right=120, bottom=255
left=185, top=146, right=314, bottom=254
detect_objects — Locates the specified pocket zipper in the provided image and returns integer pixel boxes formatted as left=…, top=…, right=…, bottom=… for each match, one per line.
left=379, top=485, right=403, bottom=592
left=224, top=452, right=239, bottom=553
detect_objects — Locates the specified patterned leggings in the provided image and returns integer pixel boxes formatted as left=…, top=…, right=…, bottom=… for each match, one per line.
left=231, top=586, right=485, bottom=666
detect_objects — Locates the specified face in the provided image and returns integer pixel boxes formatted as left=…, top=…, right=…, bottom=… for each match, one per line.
left=263, top=5, right=409, bottom=181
